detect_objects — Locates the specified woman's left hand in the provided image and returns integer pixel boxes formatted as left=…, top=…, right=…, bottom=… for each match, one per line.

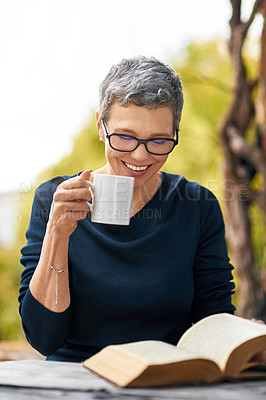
left=251, top=319, right=266, bottom=362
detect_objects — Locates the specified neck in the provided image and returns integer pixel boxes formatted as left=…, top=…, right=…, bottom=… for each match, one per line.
left=130, top=172, right=162, bottom=216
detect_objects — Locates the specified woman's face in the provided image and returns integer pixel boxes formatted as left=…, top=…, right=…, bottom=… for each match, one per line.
left=96, top=102, right=175, bottom=189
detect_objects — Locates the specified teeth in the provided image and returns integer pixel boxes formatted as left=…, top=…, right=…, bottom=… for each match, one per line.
left=125, top=162, right=148, bottom=171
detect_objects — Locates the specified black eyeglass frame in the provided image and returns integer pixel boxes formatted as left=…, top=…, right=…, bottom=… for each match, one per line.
left=101, top=119, right=179, bottom=156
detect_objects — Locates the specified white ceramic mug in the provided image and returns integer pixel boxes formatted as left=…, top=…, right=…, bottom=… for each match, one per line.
left=87, top=174, right=135, bottom=225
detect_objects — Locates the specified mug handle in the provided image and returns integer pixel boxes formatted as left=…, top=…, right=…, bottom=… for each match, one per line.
left=87, top=181, right=95, bottom=212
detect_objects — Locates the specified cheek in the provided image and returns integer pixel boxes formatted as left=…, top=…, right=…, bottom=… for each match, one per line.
left=105, top=145, right=120, bottom=163
left=153, top=155, right=168, bottom=167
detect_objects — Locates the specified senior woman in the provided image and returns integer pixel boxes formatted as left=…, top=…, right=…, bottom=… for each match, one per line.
left=19, top=56, right=235, bottom=362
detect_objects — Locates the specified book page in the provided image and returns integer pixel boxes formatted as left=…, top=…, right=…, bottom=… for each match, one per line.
left=177, top=313, right=266, bottom=371
left=84, top=341, right=223, bottom=387
left=112, top=340, right=208, bottom=364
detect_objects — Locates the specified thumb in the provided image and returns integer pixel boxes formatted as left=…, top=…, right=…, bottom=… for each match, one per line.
left=80, top=169, right=91, bottom=181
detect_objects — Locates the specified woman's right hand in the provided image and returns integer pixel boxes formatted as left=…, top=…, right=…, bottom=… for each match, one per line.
left=47, top=169, right=92, bottom=238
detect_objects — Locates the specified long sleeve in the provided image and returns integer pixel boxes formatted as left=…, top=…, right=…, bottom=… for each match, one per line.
left=18, top=177, right=72, bottom=356
left=190, top=186, right=235, bottom=322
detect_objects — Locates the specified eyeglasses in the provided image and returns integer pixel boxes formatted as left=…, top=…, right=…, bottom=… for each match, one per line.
left=101, top=120, right=178, bottom=156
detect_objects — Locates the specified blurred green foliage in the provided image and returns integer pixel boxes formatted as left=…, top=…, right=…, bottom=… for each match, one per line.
left=0, top=39, right=263, bottom=339
left=0, top=247, right=24, bottom=339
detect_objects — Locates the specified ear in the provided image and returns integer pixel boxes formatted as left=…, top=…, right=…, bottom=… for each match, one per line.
left=96, top=111, right=101, bottom=132
left=96, top=111, right=105, bottom=142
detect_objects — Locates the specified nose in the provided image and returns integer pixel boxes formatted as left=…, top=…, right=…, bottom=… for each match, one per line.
left=130, top=143, right=150, bottom=162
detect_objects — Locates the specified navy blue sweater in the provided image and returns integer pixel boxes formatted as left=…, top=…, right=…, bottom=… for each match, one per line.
left=19, top=172, right=235, bottom=362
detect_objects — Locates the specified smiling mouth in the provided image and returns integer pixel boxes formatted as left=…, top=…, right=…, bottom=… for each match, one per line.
left=124, top=162, right=149, bottom=171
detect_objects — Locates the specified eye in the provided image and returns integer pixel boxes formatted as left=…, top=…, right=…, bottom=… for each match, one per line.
left=151, top=139, right=167, bottom=145
left=119, top=135, right=135, bottom=141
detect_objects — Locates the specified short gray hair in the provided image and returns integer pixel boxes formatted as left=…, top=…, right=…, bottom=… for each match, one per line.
left=98, top=56, right=184, bottom=132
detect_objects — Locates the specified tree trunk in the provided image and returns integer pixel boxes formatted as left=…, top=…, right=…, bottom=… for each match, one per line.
left=220, top=0, right=266, bottom=320
left=256, top=1, right=266, bottom=295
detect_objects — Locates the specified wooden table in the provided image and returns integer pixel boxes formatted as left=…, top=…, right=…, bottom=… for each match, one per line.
left=0, top=359, right=265, bottom=399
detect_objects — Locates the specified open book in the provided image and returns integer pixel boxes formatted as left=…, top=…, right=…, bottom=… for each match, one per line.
left=83, top=313, right=266, bottom=387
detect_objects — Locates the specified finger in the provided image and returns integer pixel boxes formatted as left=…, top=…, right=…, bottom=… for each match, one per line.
left=58, top=174, right=91, bottom=190
left=251, top=318, right=265, bottom=325
left=53, top=200, right=90, bottom=215
left=80, top=169, right=91, bottom=181
left=53, top=187, right=92, bottom=203
left=50, top=202, right=89, bottom=223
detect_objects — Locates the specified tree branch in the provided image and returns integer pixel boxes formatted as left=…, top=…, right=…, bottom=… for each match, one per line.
left=227, top=126, right=266, bottom=173
left=229, top=0, right=264, bottom=66
left=244, top=0, right=264, bottom=32
left=230, top=0, right=241, bottom=28
left=250, top=188, right=266, bottom=213
left=230, top=0, right=263, bottom=36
